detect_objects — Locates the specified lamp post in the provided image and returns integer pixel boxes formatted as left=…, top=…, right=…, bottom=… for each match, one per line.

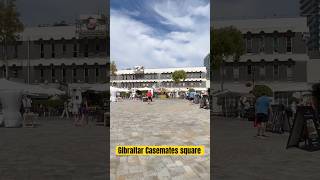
left=252, top=65, right=255, bottom=90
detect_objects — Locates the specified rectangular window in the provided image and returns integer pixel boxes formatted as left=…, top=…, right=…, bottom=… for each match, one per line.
left=14, top=44, right=18, bottom=58
left=84, top=44, right=89, bottom=57
left=247, top=65, right=252, bottom=75
left=274, top=64, right=279, bottom=77
left=246, top=38, right=252, bottom=53
left=96, top=39, right=100, bottom=52
left=287, top=64, right=293, bottom=80
left=260, top=37, right=265, bottom=52
left=233, top=67, right=239, bottom=80
left=286, top=36, right=292, bottom=52
left=85, top=68, right=88, bottom=76
left=260, top=65, right=266, bottom=77
left=51, top=42, right=55, bottom=58
left=62, top=69, right=66, bottom=77
left=40, top=43, right=44, bottom=58
left=273, top=37, right=279, bottom=53
left=40, top=69, right=44, bottom=78
left=73, top=69, right=77, bottom=76
left=52, top=68, right=55, bottom=77
left=96, top=68, right=99, bottom=77
left=62, top=43, right=66, bottom=54
left=73, top=43, right=77, bottom=57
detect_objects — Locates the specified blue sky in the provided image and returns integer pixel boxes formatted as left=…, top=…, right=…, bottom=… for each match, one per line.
left=110, top=0, right=210, bottom=69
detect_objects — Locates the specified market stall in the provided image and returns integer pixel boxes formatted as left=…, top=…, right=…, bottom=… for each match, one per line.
left=0, top=79, right=64, bottom=127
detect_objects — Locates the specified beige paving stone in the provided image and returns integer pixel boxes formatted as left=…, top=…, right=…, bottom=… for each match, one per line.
left=110, top=100, right=210, bottom=179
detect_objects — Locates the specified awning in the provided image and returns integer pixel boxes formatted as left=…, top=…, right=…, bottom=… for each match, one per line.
left=0, top=79, right=64, bottom=96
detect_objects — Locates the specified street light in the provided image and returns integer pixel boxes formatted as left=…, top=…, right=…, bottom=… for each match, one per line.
left=252, top=65, right=255, bottom=90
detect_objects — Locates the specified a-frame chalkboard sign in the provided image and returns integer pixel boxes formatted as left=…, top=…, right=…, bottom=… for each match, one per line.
left=286, top=106, right=320, bottom=151
left=267, top=105, right=290, bottom=133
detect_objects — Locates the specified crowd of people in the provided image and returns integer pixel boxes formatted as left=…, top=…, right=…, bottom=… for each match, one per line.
left=19, top=94, right=91, bottom=127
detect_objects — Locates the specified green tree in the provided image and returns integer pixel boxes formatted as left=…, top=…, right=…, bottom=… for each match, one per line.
left=110, top=61, right=117, bottom=75
left=172, top=70, right=187, bottom=84
left=211, top=26, right=245, bottom=90
left=0, top=0, right=24, bottom=79
left=252, top=85, right=273, bottom=98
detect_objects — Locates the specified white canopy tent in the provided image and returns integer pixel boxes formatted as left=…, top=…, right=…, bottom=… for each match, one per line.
left=0, top=79, right=64, bottom=127
left=0, top=79, right=65, bottom=96
left=88, top=84, right=108, bottom=92
left=109, top=86, right=130, bottom=102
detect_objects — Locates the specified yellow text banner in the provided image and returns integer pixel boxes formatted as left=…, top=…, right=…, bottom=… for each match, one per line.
left=116, top=145, right=205, bottom=156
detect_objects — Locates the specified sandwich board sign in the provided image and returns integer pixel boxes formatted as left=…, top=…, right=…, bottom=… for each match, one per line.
left=286, top=106, right=320, bottom=151
left=267, top=105, right=290, bottom=133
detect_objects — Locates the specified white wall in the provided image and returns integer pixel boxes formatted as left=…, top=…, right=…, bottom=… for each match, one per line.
left=307, top=59, right=320, bottom=83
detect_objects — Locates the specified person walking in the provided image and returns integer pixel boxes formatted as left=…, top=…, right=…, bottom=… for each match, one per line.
left=22, top=95, right=32, bottom=114
left=60, top=100, right=69, bottom=119
left=255, top=92, right=272, bottom=138
left=146, top=90, right=153, bottom=104
left=72, top=97, right=81, bottom=126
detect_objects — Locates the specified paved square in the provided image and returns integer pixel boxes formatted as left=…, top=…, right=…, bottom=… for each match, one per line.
left=0, top=119, right=108, bottom=180
left=110, top=100, right=210, bottom=180
left=213, top=116, right=320, bottom=180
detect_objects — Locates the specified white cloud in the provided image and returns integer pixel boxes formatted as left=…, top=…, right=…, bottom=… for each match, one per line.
left=110, top=1, right=210, bottom=69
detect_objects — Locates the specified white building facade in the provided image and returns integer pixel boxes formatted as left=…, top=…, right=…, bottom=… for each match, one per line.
left=212, top=17, right=312, bottom=105
left=111, top=66, right=208, bottom=91
left=0, top=14, right=108, bottom=87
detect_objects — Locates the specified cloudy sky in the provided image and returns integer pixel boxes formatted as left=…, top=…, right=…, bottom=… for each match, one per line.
left=110, top=0, right=210, bottom=69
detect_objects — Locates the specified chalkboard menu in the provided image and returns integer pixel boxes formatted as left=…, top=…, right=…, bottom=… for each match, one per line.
left=266, top=105, right=290, bottom=133
left=286, top=106, right=320, bottom=151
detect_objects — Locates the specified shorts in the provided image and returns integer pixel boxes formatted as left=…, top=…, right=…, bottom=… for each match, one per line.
left=256, top=113, right=268, bottom=123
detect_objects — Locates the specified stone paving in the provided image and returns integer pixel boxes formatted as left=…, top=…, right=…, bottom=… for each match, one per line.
left=110, top=99, right=210, bottom=180
left=0, top=118, right=108, bottom=180
left=213, top=116, right=320, bottom=180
